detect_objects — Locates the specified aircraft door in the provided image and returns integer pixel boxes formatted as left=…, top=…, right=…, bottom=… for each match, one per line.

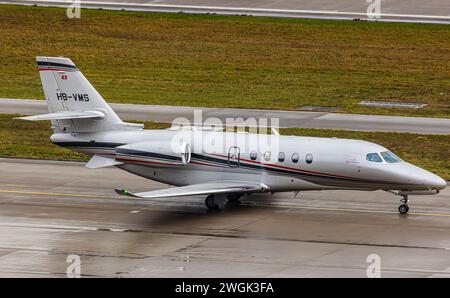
left=228, top=146, right=240, bottom=167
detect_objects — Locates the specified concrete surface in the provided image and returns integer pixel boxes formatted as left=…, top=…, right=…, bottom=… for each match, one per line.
left=2, top=0, right=450, bottom=24
left=0, top=158, right=449, bottom=277
left=1, top=98, right=449, bottom=135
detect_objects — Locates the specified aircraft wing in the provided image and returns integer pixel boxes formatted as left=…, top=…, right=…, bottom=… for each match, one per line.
left=115, top=181, right=267, bottom=199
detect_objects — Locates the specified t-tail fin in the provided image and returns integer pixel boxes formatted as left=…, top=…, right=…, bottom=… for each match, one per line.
left=18, top=56, right=143, bottom=133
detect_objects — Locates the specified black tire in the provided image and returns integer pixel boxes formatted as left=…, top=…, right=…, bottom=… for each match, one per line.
left=398, top=204, right=409, bottom=214
left=205, top=194, right=219, bottom=210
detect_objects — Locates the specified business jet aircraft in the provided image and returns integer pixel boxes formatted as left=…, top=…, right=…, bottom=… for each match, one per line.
left=19, top=57, right=447, bottom=214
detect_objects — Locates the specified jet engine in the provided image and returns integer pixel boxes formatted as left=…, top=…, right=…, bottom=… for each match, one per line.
left=115, top=140, right=191, bottom=167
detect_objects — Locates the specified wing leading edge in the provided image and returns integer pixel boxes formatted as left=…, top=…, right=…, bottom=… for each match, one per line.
left=115, top=181, right=268, bottom=199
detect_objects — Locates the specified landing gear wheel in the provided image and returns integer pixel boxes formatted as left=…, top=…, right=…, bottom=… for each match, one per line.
left=398, top=204, right=409, bottom=214
left=398, top=195, right=409, bottom=214
left=226, top=193, right=242, bottom=204
left=205, top=194, right=219, bottom=210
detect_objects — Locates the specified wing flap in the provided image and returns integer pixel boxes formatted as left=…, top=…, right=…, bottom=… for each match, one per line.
left=115, top=181, right=267, bottom=199
left=16, top=110, right=105, bottom=121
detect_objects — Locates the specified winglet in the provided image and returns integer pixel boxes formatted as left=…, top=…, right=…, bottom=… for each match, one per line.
left=114, top=188, right=139, bottom=198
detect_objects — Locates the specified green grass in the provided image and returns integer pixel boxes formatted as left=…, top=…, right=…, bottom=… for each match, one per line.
left=0, top=114, right=448, bottom=179
left=0, top=114, right=87, bottom=161
left=0, top=5, right=449, bottom=117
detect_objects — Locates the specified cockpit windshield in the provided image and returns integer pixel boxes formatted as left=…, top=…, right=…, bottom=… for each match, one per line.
left=380, top=151, right=402, bottom=163
left=366, top=153, right=383, bottom=163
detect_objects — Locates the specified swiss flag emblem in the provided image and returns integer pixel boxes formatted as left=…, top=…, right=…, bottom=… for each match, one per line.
left=61, top=75, right=67, bottom=80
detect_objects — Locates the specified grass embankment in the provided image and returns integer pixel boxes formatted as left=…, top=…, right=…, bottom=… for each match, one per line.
left=0, top=115, right=448, bottom=179
left=0, top=5, right=449, bottom=117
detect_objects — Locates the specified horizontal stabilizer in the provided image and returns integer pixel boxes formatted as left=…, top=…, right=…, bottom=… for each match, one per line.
left=85, top=155, right=123, bottom=169
left=115, top=181, right=267, bottom=199
left=16, top=111, right=105, bottom=121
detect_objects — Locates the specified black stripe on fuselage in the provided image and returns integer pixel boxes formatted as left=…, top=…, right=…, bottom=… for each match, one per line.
left=192, top=153, right=337, bottom=181
left=191, top=153, right=394, bottom=185
left=54, top=142, right=182, bottom=162
left=54, top=141, right=396, bottom=186
left=37, top=61, right=78, bottom=69
left=116, top=148, right=182, bottom=162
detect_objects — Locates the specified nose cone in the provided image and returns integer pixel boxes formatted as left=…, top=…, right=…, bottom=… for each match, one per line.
left=390, top=163, right=447, bottom=190
left=425, top=173, right=447, bottom=190
left=412, top=166, right=447, bottom=190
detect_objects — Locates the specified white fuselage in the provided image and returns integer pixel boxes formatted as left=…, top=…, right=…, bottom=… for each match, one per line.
left=50, top=129, right=447, bottom=193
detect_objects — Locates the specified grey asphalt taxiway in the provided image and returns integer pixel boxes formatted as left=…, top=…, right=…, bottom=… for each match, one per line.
left=3, top=0, right=450, bottom=24
left=2, top=98, right=450, bottom=135
left=0, top=158, right=449, bottom=277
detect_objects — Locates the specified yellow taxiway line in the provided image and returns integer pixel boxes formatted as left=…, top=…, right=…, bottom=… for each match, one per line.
left=244, top=202, right=450, bottom=218
left=0, top=189, right=111, bottom=199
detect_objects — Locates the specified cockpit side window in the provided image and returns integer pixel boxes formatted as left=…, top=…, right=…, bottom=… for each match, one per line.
left=366, top=153, right=383, bottom=163
left=380, top=151, right=402, bottom=163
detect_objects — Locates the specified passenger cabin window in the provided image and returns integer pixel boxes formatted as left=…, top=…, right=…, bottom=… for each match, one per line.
left=366, top=153, right=383, bottom=163
left=305, top=153, right=313, bottom=164
left=380, top=151, right=401, bottom=163
left=291, top=153, right=299, bottom=163
left=250, top=151, right=257, bottom=161
left=264, top=151, right=271, bottom=161
left=278, top=152, right=285, bottom=162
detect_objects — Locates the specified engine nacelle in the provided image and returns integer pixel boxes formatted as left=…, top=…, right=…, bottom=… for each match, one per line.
left=115, top=140, right=191, bottom=167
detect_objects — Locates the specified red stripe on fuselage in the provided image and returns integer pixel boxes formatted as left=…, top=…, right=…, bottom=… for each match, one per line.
left=209, top=153, right=376, bottom=182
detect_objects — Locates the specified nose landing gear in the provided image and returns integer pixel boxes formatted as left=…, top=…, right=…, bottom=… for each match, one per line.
left=385, top=191, right=411, bottom=214
left=398, top=195, right=409, bottom=214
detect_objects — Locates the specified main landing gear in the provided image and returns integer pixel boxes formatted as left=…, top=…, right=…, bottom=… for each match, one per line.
left=226, top=193, right=243, bottom=204
left=205, top=193, right=243, bottom=210
left=398, top=195, right=409, bottom=215
left=205, top=194, right=220, bottom=210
